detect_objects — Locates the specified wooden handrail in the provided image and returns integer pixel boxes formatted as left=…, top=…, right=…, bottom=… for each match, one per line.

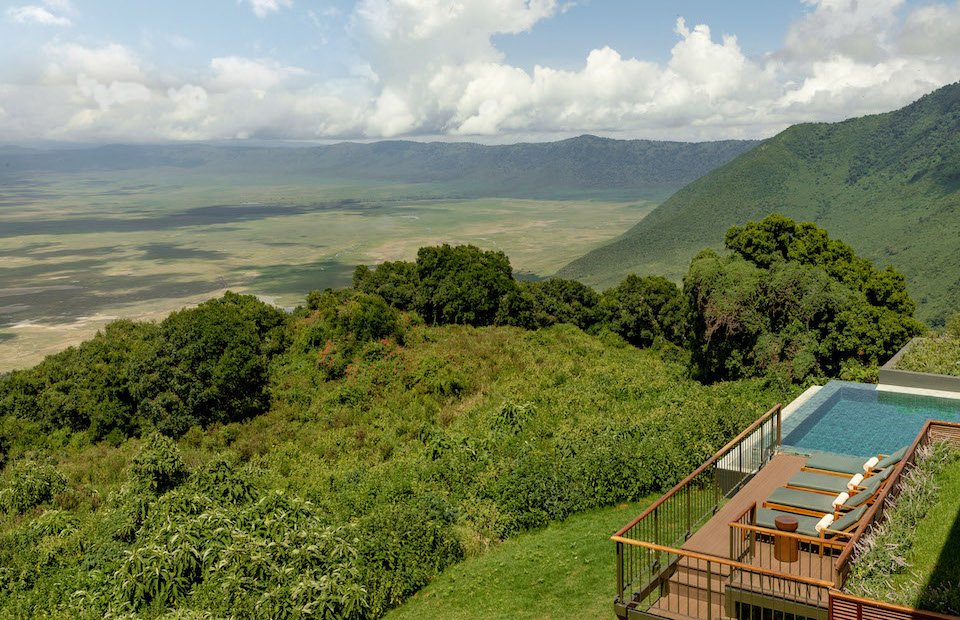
left=834, top=420, right=960, bottom=571
left=613, top=403, right=781, bottom=537
left=729, top=522, right=849, bottom=548
left=830, top=590, right=960, bottom=620
left=611, top=536, right=835, bottom=588
left=730, top=501, right=756, bottom=526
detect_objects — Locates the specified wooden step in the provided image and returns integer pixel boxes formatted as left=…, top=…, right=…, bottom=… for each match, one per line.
left=649, top=590, right=732, bottom=620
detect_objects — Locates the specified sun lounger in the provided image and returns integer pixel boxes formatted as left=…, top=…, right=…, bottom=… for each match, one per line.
left=802, top=451, right=868, bottom=476
left=766, top=466, right=893, bottom=516
left=802, top=445, right=907, bottom=477
left=843, top=467, right=892, bottom=508
left=877, top=445, right=909, bottom=469
left=786, top=470, right=856, bottom=495
left=787, top=464, right=894, bottom=496
left=754, top=504, right=868, bottom=539
left=764, top=487, right=846, bottom=517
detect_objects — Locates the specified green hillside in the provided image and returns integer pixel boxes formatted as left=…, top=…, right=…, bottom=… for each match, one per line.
left=560, top=82, right=960, bottom=325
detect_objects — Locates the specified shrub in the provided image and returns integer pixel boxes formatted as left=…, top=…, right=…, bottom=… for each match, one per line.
left=353, top=261, right=420, bottom=311
left=357, top=498, right=463, bottom=616
left=0, top=460, right=67, bottom=514
left=686, top=215, right=924, bottom=382
left=130, top=433, right=188, bottom=494
left=415, top=244, right=518, bottom=326
left=600, top=274, right=687, bottom=347
left=131, top=292, right=287, bottom=436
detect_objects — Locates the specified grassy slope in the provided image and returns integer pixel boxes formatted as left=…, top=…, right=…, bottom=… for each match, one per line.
left=560, top=82, right=960, bottom=325
left=888, top=453, right=960, bottom=611
left=386, top=501, right=651, bottom=620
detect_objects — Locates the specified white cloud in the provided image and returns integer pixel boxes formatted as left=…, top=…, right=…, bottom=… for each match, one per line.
left=0, top=0, right=958, bottom=143
left=899, top=2, right=960, bottom=56
left=783, top=0, right=904, bottom=63
left=209, top=56, right=306, bottom=92
left=76, top=74, right=151, bottom=111
left=6, top=5, right=71, bottom=26
left=44, top=42, right=143, bottom=83
left=244, top=0, right=292, bottom=18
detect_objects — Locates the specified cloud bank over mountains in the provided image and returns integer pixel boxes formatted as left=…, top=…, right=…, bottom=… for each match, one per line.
left=2, top=0, right=959, bottom=142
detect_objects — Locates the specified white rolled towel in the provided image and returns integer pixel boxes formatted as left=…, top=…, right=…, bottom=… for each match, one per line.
left=863, top=456, right=880, bottom=472
left=815, top=514, right=835, bottom=533
left=847, top=473, right=864, bottom=490
left=833, top=492, right=850, bottom=508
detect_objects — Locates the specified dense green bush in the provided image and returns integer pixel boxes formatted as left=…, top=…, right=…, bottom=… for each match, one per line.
left=0, top=292, right=288, bottom=447
left=130, top=433, right=189, bottom=495
left=687, top=215, right=924, bottom=382
left=353, top=261, right=420, bottom=311
left=131, top=292, right=288, bottom=436
left=599, top=274, right=687, bottom=347
left=414, top=244, right=518, bottom=326
left=0, top=460, right=67, bottom=514
left=297, top=290, right=405, bottom=380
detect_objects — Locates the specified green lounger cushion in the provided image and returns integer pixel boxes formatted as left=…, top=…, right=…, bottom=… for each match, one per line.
left=803, top=451, right=867, bottom=475
left=831, top=504, right=869, bottom=532
left=787, top=470, right=851, bottom=494
left=766, top=487, right=838, bottom=513
left=755, top=508, right=821, bottom=537
left=754, top=504, right=868, bottom=537
left=845, top=466, right=893, bottom=507
left=877, top=445, right=909, bottom=469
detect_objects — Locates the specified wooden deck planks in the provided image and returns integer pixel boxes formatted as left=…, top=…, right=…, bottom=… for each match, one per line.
left=683, top=453, right=807, bottom=557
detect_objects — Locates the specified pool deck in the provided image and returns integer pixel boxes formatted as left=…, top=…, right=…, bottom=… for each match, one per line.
left=683, top=453, right=807, bottom=558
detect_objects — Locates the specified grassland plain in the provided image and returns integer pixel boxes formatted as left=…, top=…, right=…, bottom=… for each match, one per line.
left=0, top=169, right=655, bottom=371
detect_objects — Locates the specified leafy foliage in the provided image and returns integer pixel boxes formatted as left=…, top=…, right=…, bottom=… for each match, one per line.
left=130, top=433, right=188, bottom=495
left=415, top=244, right=517, bottom=326
left=685, top=215, right=924, bottom=382
left=845, top=442, right=960, bottom=614
left=0, top=292, right=288, bottom=445
left=130, top=292, right=288, bottom=436
left=353, top=261, right=420, bottom=311
left=599, top=274, right=686, bottom=347
left=897, top=318, right=960, bottom=377
left=0, top=460, right=67, bottom=515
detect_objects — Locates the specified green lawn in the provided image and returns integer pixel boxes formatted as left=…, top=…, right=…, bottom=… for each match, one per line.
left=845, top=442, right=960, bottom=615
left=889, top=451, right=960, bottom=613
left=386, top=500, right=652, bottom=620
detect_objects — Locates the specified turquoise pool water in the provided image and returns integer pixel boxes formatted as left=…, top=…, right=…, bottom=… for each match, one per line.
left=782, top=381, right=960, bottom=457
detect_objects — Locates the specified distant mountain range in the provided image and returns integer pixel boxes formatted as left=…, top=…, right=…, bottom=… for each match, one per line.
left=0, top=135, right=757, bottom=201
left=561, top=82, right=960, bottom=325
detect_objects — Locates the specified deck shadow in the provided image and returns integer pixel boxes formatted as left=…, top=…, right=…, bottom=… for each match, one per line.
left=917, top=497, right=960, bottom=614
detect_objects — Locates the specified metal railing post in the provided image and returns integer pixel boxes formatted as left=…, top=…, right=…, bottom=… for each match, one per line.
left=616, top=541, right=624, bottom=601
left=776, top=405, right=782, bottom=448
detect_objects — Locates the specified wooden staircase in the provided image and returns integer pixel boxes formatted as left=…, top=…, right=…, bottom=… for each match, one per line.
left=644, top=557, right=733, bottom=620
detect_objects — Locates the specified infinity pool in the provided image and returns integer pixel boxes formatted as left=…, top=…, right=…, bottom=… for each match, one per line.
left=782, top=381, right=960, bottom=457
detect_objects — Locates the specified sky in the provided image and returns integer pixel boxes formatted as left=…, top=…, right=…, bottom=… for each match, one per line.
left=1, top=0, right=959, bottom=144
